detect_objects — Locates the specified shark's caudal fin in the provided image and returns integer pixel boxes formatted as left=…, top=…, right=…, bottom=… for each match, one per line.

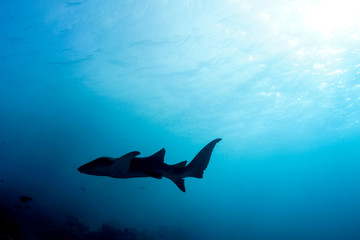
left=186, top=138, right=222, bottom=178
left=169, top=138, right=221, bottom=192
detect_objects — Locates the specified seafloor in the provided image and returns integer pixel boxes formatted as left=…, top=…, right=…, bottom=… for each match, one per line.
left=0, top=187, right=154, bottom=240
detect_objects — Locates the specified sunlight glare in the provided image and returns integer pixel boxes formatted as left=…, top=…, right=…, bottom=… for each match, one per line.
left=303, top=0, right=360, bottom=34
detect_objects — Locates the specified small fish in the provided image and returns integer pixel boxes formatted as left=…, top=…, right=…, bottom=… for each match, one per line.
left=19, top=196, right=32, bottom=203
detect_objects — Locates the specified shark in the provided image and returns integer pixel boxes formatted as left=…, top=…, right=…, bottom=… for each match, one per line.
left=78, top=138, right=221, bottom=192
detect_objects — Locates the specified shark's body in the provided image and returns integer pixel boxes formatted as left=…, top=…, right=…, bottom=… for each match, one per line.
left=78, top=138, right=221, bottom=192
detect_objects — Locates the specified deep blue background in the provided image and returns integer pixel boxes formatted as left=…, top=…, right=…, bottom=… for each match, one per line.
left=1, top=1, right=360, bottom=239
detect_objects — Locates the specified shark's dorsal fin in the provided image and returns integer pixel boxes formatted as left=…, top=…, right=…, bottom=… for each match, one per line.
left=136, top=149, right=165, bottom=179
left=119, top=151, right=140, bottom=159
left=114, top=151, right=141, bottom=174
left=147, top=148, right=165, bottom=164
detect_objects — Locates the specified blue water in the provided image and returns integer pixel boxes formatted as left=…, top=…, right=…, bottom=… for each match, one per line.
left=1, top=1, right=360, bottom=239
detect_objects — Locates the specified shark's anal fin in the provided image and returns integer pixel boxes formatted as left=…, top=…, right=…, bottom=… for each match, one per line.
left=171, top=178, right=185, bottom=192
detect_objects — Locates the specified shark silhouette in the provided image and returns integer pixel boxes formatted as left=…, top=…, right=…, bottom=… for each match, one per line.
left=78, top=138, right=221, bottom=192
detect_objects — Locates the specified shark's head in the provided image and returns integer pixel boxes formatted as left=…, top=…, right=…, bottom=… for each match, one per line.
left=78, top=151, right=141, bottom=178
left=77, top=157, right=114, bottom=176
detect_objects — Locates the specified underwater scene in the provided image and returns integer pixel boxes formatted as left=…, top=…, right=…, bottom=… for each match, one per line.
left=1, top=0, right=360, bottom=239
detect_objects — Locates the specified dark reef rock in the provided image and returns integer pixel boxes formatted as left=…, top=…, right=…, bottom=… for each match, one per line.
left=0, top=200, right=154, bottom=240
left=0, top=205, right=21, bottom=240
left=0, top=188, right=155, bottom=240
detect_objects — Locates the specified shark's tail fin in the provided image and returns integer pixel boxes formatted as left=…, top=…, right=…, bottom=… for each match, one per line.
left=185, top=138, right=222, bottom=178
left=168, top=138, right=221, bottom=192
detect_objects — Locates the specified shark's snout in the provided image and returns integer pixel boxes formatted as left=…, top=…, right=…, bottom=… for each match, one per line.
left=77, top=165, right=85, bottom=173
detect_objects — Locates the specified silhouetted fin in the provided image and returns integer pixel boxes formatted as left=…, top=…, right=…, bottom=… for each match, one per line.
left=118, top=151, right=140, bottom=159
left=114, top=151, right=141, bottom=173
left=170, top=178, right=185, bottom=192
left=186, top=138, right=222, bottom=178
left=170, top=161, right=188, bottom=175
left=145, top=171, right=162, bottom=179
left=146, top=148, right=165, bottom=164
left=142, top=150, right=165, bottom=180
left=171, top=161, right=187, bottom=168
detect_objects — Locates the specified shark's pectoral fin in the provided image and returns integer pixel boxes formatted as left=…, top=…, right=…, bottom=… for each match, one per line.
left=170, top=178, right=185, bottom=192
